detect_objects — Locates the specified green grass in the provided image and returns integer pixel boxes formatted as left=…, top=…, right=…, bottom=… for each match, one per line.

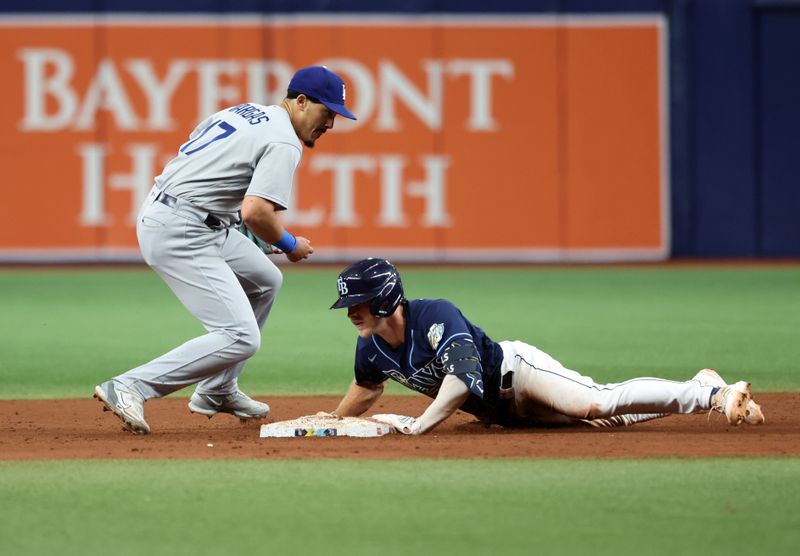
left=2, top=266, right=799, bottom=556
left=1, top=266, right=798, bottom=398
left=1, top=458, right=798, bottom=556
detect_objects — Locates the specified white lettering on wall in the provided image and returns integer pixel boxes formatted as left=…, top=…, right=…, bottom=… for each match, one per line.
left=285, top=154, right=451, bottom=228
left=18, top=48, right=77, bottom=131
left=448, top=60, right=514, bottom=131
left=125, top=59, right=191, bottom=131
left=109, top=144, right=159, bottom=222
left=75, top=59, right=138, bottom=130
left=20, top=50, right=510, bottom=233
left=309, top=155, right=376, bottom=226
left=246, top=61, right=294, bottom=106
left=77, top=143, right=108, bottom=225
left=196, top=60, right=241, bottom=120
left=410, top=155, right=451, bottom=226
left=77, top=147, right=452, bottom=230
left=377, top=155, right=451, bottom=226
left=17, top=48, right=514, bottom=133
left=378, top=155, right=406, bottom=226
left=77, top=142, right=159, bottom=225
left=376, top=60, right=444, bottom=131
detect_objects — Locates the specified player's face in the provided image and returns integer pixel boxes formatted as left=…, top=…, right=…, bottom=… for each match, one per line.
left=296, top=98, right=336, bottom=148
left=347, top=301, right=382, bottom=338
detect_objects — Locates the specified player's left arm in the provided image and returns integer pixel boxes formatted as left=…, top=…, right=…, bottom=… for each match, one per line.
left=438, top=338, right=485, bottom=397
left=416, top=374, right=471, bottom=433
left=241, top=196, right=313, bottom=262
left=412, top=336, right=485, bottom=433
left=373, top=375, right=470, bottom=435
left=241, top=196, right=288, bottom=244
left=374, top=336, right=482, bottom=435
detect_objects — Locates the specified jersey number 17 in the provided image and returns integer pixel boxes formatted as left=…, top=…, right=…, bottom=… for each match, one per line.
left=180, top=120, right=237, bottom=156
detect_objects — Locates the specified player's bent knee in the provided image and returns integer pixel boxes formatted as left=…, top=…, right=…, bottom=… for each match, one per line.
left=271, top=267, right=284, bottom=290
left=261, top=265, right=283, bottom=291
left=250, top=266, right=283, bottom=299
left=238, top=340, right=260, bottom=360
left=236, top=327, right=261, bottom=359
left=218, top=322, right=261, bottom=360
left=225, top=336, right=259, bottom=361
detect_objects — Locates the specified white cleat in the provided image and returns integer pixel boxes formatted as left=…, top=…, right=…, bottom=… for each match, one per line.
left=188, top=391, right=270, bottom=421
left=693, top=369, right=765, bottom=425
left=709, top=380, right=751, bottom=425
left=94, top=380, right=151, bottom=434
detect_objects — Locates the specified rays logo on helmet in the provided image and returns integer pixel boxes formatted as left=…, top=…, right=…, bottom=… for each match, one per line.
left=337, top=277, right=348, bottom=295
left=427, top=323, right=444, bottom=350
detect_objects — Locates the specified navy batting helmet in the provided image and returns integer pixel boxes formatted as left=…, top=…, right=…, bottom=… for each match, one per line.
left=330, top=258, right=405, bottom=317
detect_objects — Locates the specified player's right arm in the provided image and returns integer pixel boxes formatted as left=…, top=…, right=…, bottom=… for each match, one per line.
left=332, top=379, right=385, bottom=417
left=332, top=340, right=389, bottom=417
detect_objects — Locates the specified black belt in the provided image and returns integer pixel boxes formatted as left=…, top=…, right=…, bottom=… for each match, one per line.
left=501, top=371, right=513, bottom=390
left=155, top=191, right=225, bottom=230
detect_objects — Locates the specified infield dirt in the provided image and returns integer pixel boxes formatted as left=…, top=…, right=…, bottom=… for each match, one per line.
left=1, top=393, right=798, bottom=460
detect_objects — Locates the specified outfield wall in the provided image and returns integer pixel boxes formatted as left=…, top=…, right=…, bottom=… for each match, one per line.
left=0, top=1, right=796, bottom=262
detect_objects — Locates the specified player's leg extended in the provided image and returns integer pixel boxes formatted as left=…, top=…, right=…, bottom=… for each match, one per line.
left=114, top=203, right=262, bottom=399
left=503, top=384, right=668, bottom=428
left=501, top=341, right=717, bottom=420
left=194, top=228, right=283, bottom=394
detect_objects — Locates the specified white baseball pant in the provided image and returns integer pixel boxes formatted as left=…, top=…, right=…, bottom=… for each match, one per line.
left=499, top=340, right=713, bottom=425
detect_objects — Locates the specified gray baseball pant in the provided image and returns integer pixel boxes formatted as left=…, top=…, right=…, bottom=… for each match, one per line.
left=114, top=187, right=283, bottom=400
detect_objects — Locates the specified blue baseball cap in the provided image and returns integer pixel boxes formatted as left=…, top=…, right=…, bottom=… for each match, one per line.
left=288, top=66, right=357, bottom=120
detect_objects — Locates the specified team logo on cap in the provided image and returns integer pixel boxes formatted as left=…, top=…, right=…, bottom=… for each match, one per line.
left=337, top=277, right=348, bottom=295
left=342, top=83, right=347, bottom=101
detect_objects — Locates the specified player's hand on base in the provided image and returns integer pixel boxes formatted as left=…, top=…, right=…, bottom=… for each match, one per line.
left=315, top=411, right=341, bottom=420
left=372, top=414, right=422, bottom=435
left=286, top=236, right=313, bottom=262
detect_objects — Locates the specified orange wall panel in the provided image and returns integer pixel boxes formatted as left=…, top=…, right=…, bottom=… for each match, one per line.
left=0, top=16, right=667, bottom=261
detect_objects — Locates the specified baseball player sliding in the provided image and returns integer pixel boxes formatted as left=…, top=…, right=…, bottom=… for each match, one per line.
left=325, top=258, right=765, bottom=434
left=94, top=66, right=357, bottom=434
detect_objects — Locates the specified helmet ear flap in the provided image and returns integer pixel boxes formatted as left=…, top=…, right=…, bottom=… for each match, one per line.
left=370, top=295, right=388, bottom=318
left=370, top=277, right=404, bottom=317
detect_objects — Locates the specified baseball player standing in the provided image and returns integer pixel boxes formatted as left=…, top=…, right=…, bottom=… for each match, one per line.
left=94, top=66, right=357, bottom=434
left=326, top=259, right=765, bottom=434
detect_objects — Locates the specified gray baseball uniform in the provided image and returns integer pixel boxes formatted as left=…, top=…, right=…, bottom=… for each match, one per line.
left=115, top=102, right=300, bottom=399
left=94, top=65, right=357, bottom=434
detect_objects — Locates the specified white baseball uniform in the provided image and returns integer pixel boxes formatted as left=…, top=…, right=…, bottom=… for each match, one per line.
left=349, top=298, right=710, bottom=432
left=115, top=103, right=301, bottom=400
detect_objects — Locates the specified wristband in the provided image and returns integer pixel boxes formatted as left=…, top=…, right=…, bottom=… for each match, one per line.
left=274, top=230, right=298, bottom=253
